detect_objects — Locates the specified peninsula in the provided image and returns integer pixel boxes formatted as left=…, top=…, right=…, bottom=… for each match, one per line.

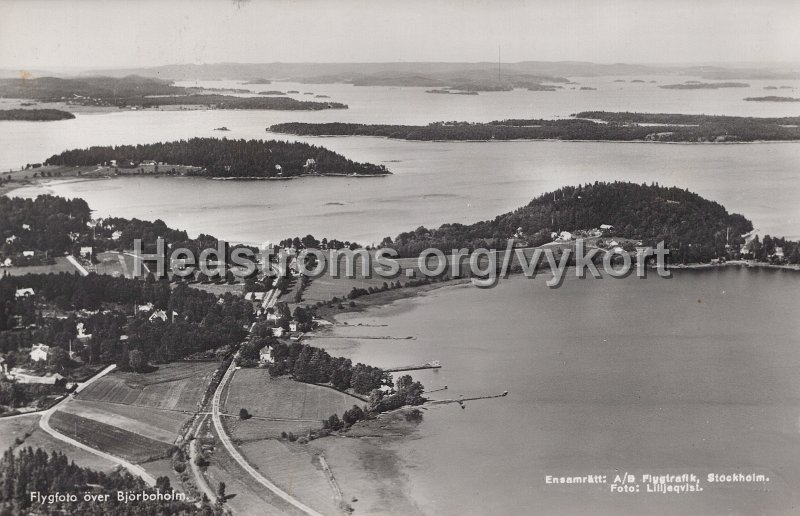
left=269, top=111, right=800, bottom=142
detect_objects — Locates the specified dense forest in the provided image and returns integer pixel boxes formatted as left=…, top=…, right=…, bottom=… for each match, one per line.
left=381, top=182, right=755, bottom=263
left=44, top=138, right=388, bottom=177
left=0, top=447, right=212, bottom=514
left=0, top=75, right=344, bottom=110
left=0, top=195, right=91, bottom=256
left=0, top=109, right=75, bottom=121
left=270, top=112, right=800, bottom=142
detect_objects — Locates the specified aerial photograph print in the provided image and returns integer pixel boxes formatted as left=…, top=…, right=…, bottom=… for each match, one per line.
left=0, top=0, right=799, bottom=515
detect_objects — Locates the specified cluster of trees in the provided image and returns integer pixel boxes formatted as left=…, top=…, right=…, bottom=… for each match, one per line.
left=277, top=235, right=361, bottom=251
left=0, top=447, right=212, bottom=514
left=266, top=341, right=388, bottom=395
left=0, top=109, right=75, bottom=121
left=270, top=113, right=800, bottom=142
left=44, top=138, right=388, bottom=178
left=322, top=405, right=367, bottom=430
left=0, top=380, right=66, bottom=411
left=381, top=182, right=754, bottom=264
left=370, top=374, right=426, bottom=412
left=0, top=274, right=253, bottom=367
left=747, top=234, right=800, bottom=264
left=0, top=195, right=91, bottom=257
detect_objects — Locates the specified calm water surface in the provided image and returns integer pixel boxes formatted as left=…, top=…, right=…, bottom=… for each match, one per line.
left=310, top=269, right=800, bottom=515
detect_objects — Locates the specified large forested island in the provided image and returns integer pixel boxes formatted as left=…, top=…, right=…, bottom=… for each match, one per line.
left=0, top=75, right=346, bottom=110
left=269, top=111, right=800, bottom=142
left=381, top=181, right=793, bottom=265
left=0, top=108, right=75, bottom=121
left=43, top=138, right=389, bottom=178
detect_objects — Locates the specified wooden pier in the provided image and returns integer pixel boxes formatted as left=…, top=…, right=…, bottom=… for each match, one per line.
left=385, top=360, right=442, bottom=372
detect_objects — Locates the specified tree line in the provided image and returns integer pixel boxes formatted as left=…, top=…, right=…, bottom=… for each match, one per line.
left=0, top=446, right=214, bottom=514
left=44, top=138, right=388, bottom=178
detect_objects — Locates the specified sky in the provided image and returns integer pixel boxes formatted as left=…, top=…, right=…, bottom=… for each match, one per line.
left=0, top=0, right=798, bottom=70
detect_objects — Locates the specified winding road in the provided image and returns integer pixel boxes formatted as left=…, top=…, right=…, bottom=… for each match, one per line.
left=210, top=358, right=325, bottom=516
left=36, top=364, right=157, bottom=486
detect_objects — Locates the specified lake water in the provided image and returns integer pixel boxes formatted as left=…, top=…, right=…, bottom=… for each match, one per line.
left=3, top=79, right=800, bottom=515
left=310, top=269, right=800, bottom=515
left=3, top=79, right=800, bottom=242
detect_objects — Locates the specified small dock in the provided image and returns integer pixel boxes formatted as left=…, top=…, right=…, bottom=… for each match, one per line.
left=428, top=391, right=508, bottom=405
left=385, top=360, right=442, bottom=373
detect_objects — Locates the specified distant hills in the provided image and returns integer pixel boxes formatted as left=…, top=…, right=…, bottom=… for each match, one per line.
left=77, top=61, right=800, bottom=83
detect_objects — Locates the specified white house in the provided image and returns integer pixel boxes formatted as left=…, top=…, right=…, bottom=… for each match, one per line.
left=609, top=240, right=619, bottom=247
left=304, top=158, right=316, bottom=168
left=259, top=345, right=274, bottom=364
left=22, top=250, right=34, bottom=257
left=244, top=292, right=267, bottom=302
left=79, top=247, right=92, bottom=259
left=289, top=321, right=298, bottom=332
left=600, top=224, right=614, bottom=231
left=15, top=288, right=35, bottom=298
left=111, top=230, right=123, bottom=241
left=266, top=312, right=279, bottom=322
left=149, top=310, right=168, bottom=322
left=273, top=327, right=284, bottom=337
left=21, top=224, right=30, bottom=231
left=30, top=343, right=50, bottom=362
left=558, top=231, right=573, bottom=241
left=774, top=247, right=785, bottom=259
left=5, top=235, right=16, bottom=244
left=137, top=302, right=154, bottom=313
left=1, top=258, right=11, bottom=267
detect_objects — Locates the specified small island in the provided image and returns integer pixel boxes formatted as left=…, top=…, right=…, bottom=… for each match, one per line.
left=659, top=81, right=749, bottom=89
left=42, top=137, right=390, bottom=178
left=744, top=96, right=800, bottom=102
left=0, top=108, right=75, bottom=121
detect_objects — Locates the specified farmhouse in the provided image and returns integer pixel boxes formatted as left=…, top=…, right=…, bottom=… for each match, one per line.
left=137, top=302, right=154, bottom=313
left=79, top=246, right=93, bottom=259
left=22, top=251, right=34, bottom=257
left=15, top=288, right=35, bottom=298
left=259, top=345, right=274, bottom=364
left=30, top=343, right=50, bottom=362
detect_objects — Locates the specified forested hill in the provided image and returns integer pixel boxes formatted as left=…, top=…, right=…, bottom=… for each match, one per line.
left=384, top=182, right=753, bottom=263
left=44, top=138, right=389, bottom=178
left=270, top=112, right=800, bottom=142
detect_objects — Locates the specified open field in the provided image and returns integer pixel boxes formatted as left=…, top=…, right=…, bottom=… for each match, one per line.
left=199, top=417, right=304, bottom=515
left=0, top=256, right=79, bottom=276
left=223, top=369, right=360, bottom=421
left=77, top=361, right=218, bottom=411
left=238, top=439, right=340, bottom=515
left=0, top=415, right=118, bottom=472
left=224, top=417, right=320, bottom=442
left=60, top=399, right=187, bottom=443
left=49, top=411, right=172, bottom=464
left=0, top=416, right=39, bottom=450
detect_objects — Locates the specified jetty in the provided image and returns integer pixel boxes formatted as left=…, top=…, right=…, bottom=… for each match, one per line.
left=427, top=391, right=509, bottom=405
left=385, top=360, right=442, bottom=372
